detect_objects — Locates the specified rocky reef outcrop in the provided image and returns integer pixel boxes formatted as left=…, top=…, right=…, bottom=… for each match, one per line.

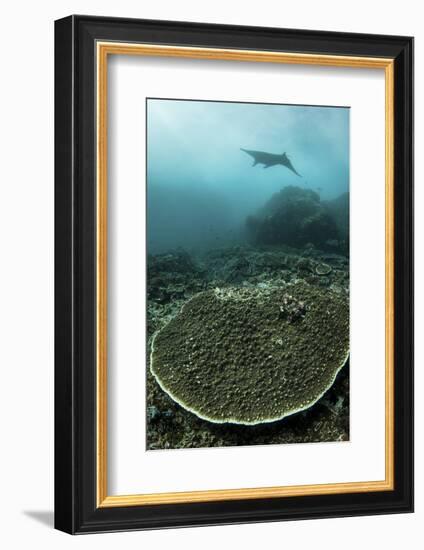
left=246, top=186, right=344, bottom=252
left=324, top=191, right=349, bottom=250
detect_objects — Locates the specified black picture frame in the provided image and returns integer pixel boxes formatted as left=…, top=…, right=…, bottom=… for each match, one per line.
left=55, top=15, right=414, bottom=534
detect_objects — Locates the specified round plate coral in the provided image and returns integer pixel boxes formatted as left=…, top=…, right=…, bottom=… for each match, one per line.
left=150, top=282, right=349, bottom=425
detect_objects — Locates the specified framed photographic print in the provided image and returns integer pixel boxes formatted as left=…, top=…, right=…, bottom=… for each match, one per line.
left=54, top=15, right=414, bottom=534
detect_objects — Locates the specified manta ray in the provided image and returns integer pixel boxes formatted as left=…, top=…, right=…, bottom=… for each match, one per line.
left=241, top=148, right=301, bottom=176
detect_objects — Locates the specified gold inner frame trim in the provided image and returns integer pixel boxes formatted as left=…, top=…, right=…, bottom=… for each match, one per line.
left=96, top=41, right=395, bottom=508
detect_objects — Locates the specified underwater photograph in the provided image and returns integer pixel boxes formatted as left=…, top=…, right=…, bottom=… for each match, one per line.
left=146, top=98, right=350, bottom=450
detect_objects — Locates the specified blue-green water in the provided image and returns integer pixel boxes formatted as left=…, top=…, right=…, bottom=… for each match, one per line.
left=147, top=99, right=349, bottom=254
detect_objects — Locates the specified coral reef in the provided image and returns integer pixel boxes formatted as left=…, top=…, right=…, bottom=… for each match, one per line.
left=146, top=362, right=349, bottom=449
left=246, top=186, right=341, bottom=250
left=324, top=192, right=349, bottom=241
left=146, top=244, right=350, bottom=449
left=321, top=192, right=350, bottom=254
left=147, top=248, right=206, bottom=304
left=150, top=282, right=349, bottom=425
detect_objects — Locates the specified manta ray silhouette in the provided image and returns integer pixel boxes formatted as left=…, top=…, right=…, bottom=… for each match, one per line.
left=241, top=148, right=301, bottom=176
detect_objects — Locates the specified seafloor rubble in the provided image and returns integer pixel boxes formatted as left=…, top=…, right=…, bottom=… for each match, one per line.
left=146, top=243, right=350, bottom=450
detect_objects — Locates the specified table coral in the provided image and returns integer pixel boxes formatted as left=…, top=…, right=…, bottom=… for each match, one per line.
left=150, top=282, right=349, bottom=425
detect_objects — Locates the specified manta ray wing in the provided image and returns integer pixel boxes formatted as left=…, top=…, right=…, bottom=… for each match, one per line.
left=282, top=156, right=301, bottom=177
left=241, top=148, right=261, bottom=163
